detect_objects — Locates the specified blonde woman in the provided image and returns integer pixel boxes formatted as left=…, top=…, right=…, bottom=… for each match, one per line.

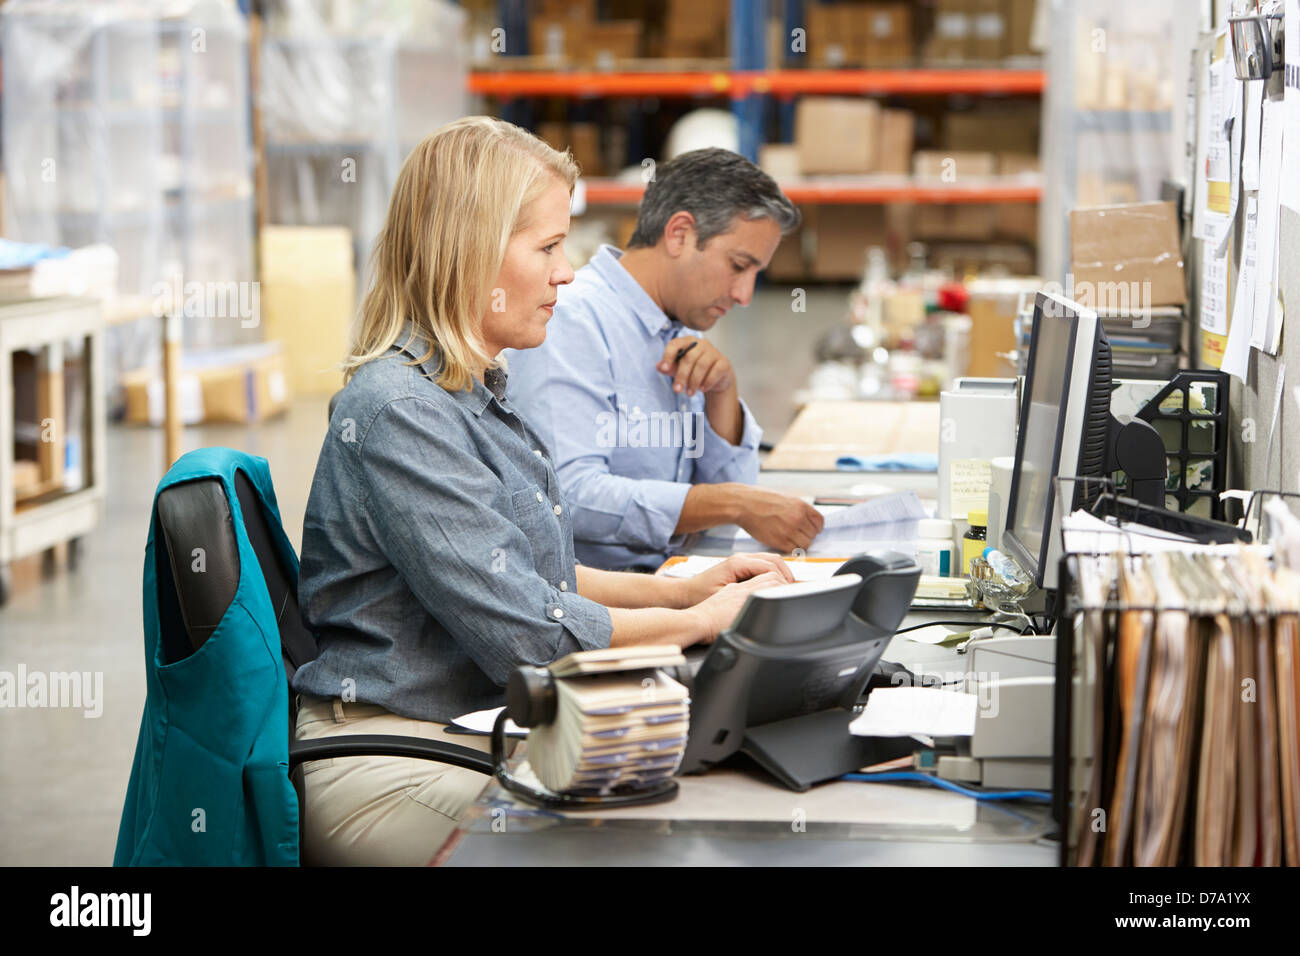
left=291, top=117, right=792, bottom=866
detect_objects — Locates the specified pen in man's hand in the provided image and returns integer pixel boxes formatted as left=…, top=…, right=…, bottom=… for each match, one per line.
left=674, top=340, right=699, bottom=364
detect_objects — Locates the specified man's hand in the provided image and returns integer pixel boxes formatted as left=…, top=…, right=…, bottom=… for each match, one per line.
left=678, top=552, right=794, bottom=607
left=734, top=488, right=824, bottom=554
left=656, top=337, right=735, bottom=397
left=685, top=570, right=789, bottom=644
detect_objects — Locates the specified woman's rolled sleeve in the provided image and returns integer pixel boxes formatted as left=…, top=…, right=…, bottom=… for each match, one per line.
left=360, top=397, right=612, bottom=687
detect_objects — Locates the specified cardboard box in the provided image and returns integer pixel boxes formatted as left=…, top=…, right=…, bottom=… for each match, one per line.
left=809, top=205, right=890, bottom=280
left=966, top=277, right=1040, bottom=377
left=796, top=97, right=881, bottom=174
left=808, top=3, right=855, bottom=67
left=912, top=204, right=998, bottom=240
left=877, top=109, right=915, bottom=174
left=530, top=17, right=585, bottom=59
left=567, top=122, right=604, bottom=176
left=1069, top=201, right=1187, bottom=308
left=536, top=121, right=568, bottom=153
left=123, top=343, right=290, bottom=426
left=759, top=143, right=801, bottom=181
left=944, top=107, right=1040, bottom=154
left=996, top=202, right=1039, bottom=242
left=912, top=150, right=997, bottom=180
left=260, top=226, right=354, bottom=397
left=763, top=224, right=808, bottom=282
left=1005, top=0, right=1037, bottom=58
left=583, top=20, right=641, bottom=65
left=998, top=152, right=1040, bottom=176
left=925, top=0, right=972, bottom=62
left=968, top=0, right=1006, bottom=61
left=863, top=2, right=913, bottom=65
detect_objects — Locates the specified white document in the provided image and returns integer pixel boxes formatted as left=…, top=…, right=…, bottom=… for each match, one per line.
left=1243, top=80, right=1264, bottom=191
left=1284, top=0, right=1300, bottom=212
left=661, top=554, right=844, bottom=582
left=849, top=687, right=978, bottom=738
left=1199, top=238, right=1230, bottom=337
left=1222, top=196, right=1259, bottom=381
left=452, top=706, right=527, bottom=737
left=1253, top=98, right=1285, bottom=351
left=812, top=491, right=927, bottom=554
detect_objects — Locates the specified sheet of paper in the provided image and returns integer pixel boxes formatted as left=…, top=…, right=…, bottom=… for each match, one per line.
left=1284, top=0, right=1300, bottom=212
left=661, top=554, right=845, bottom=582
left=452, top=706, right=527, bottom=736
left=849, top=687, right=978, bottom=738
left=1200, top=44, right=1241, bottom=255
left=812, top=491, right=926, bottom=554
left=1253, top=98, right=1285, bottom=350
left=1222, top=196, right=1259, bottom=381
left=904, top=624, right=973, bottom=646
left=1243, top=79, right=1264, bottom=191
left=948, top=458, right=993, bottom=519
left=1200, top=238, right=1230, bottom=338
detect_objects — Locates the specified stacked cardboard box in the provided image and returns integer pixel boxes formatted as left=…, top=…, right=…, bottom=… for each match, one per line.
left=537, top=122, right=605, bottom=177
left=1069, top=201, right=1187, bottom=308
left=796, top=97, right=881, bottom=174
left=944, top=106, right=1040, bottom=154
left=659, top=0, right=728, bottom=58
left=123, top=343, right=291, bottom=426
left=806, top=2, right=913, bottom=66
left=912, top=150, right=998, bottom=180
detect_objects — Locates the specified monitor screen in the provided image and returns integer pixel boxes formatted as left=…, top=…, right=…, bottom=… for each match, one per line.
left=1003, top=292, right=1102, bottom=591
left=1008, top=305, right=1076, bottom=565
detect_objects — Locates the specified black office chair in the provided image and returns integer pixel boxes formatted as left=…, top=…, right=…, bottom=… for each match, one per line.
left=154, top=465, right=494, bottom=861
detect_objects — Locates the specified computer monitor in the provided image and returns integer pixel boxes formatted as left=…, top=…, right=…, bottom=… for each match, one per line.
left=1002, top=292, right=1166, bottom=592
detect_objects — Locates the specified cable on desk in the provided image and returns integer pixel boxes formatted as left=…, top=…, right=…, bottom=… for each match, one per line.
left=841, top=771, right=1052, bottom=803
left=892, top=620, right=1036, bottom=636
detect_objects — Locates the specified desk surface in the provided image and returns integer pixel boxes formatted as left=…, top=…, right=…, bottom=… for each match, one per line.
left=435, top=468, right=1055, bottom=866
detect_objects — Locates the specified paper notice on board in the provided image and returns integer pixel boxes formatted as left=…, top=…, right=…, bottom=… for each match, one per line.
left=1284, top=0, right=1300, bottom=212
left=1243, top=80, right=1264, bottom=191
left=1253, top=99, right=1285, bottom=351
left=949, top=458, right=992, bottom=519
left=1222, top=196, right=1258, bottom=381
left=1201, top=239, right=1230, bottom=338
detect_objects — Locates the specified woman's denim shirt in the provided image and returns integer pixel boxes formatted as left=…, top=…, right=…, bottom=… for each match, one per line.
left=292, top=335, right=613, bottom=723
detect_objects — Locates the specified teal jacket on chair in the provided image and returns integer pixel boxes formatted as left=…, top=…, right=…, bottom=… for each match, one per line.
left=114, top=448, right=299, bottom=866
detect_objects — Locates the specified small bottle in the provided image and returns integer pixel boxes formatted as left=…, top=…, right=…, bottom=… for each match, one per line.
left=915, top=518, right=957, bottom=577
left=961, top=509, right=988, bottom=578
left=982, top=546, right=1029, bottom=587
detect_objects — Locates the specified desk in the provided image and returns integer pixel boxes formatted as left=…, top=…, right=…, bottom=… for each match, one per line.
left=435, top=467, right=1057, bottom=866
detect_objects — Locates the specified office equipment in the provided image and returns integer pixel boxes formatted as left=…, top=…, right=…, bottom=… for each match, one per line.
left=491, top=648, right=690, bottom=810
left=936, top=377, right=1019, bottom=520
left=680, top=551, right=921, bottom=791
left=1001, top=291, right=1167, bottom=594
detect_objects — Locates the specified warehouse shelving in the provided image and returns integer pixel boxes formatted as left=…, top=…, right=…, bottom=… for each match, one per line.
left=582, top=178, right=1043, bottom=205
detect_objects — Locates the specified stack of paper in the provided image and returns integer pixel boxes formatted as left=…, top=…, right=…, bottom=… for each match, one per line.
left=528, top=667, right=690, bottom=796
left=692, top=491, right=927, bottom=556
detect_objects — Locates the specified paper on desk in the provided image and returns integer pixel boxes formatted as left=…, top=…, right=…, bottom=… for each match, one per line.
left=661, top=554, right=845, bottom=581
left=452, top=706, right=527, bottom=737
left=1060, top=510, right=1198, bottom=554
left=905, top=624, right=973, bottom=646
left=849, top=687, right=978, bottom=738
left=812, top=491, right=926, bottom=553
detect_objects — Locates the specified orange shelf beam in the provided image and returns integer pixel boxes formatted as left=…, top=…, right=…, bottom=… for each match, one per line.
left=746, top=69, right=1045, bottom=97
left=468, top=71, right=731, bottom=97
left=583, top=179, right=1042, bottom=205
left=469, top=68, right=1045, bottom=99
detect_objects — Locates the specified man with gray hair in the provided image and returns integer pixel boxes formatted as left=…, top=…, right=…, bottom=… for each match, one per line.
left=506, top=148, right=824, bottom=572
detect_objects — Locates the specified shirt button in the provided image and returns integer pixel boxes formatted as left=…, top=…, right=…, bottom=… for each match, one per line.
left=552, top=504, right=562, bottom=516
left=632, top=405, right=641, bottom=416
left=560, top=580, right=568, bottom=591
left=535, top=491, right=544, bottom=503
left=552, top=607, right=564, bottom=619
left=534, top=449, right=543, bottom=457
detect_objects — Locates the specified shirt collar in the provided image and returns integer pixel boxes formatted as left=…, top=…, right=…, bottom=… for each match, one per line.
left=588, top=244, right=684, bottom=339
left=396, top=324, right=506, bottom=417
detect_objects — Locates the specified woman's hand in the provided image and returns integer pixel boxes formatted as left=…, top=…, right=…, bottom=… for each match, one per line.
left=677, top=552, right=794, bottom=607
left=685, top=570, right=789, bottom=646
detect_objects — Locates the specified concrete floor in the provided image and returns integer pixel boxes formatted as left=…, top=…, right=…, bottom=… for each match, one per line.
left=0, top=284, right=850, bottom=865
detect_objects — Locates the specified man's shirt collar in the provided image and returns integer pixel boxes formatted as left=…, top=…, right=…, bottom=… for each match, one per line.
left=588, top=244, right=684, bottom=339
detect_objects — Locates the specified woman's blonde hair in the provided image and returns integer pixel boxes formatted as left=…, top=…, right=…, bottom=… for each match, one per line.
left=344, top=116, right=580, bottom=390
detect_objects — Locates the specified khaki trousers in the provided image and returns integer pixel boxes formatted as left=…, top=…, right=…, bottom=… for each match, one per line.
left=294, top=692, right=501, bottom=866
